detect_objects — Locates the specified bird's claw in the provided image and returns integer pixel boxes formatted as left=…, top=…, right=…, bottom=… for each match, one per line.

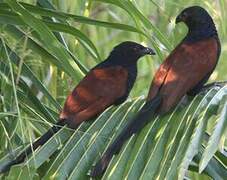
left=198, top=81, right=227, bottom=95
left=212, top=81, right=227, bottom=88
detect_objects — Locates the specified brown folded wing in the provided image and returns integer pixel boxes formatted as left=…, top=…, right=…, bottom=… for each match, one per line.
left=148, top=37, right=218, bottom=113
left=60, top=66, right=128, bottom=128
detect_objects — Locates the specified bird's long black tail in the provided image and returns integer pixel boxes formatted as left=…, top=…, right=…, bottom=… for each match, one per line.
left=90, top=96, right=162, bottom=177
left=0, top=119, right=67, bottom=173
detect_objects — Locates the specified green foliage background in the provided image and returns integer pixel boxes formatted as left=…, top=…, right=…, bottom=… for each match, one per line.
left=0, top=0, right=226, bottom=179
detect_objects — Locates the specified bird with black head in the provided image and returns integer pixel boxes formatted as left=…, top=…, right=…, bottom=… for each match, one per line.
left=91, top=6, right=224, bottom=177
left=0, top=41, right=155, bottom=174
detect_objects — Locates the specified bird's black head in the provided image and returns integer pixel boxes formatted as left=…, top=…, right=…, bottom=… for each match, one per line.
left=108, top=41, right=155, bottom=66
left=175, top=6, right=213, bottom=26
left=176, top=6, right=217, bottom=41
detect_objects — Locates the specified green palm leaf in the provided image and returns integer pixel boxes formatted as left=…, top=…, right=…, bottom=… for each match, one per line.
left=0, top=0, right=226, bottom=180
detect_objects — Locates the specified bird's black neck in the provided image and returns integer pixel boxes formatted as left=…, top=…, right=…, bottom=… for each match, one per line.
left=184, top=21, right=218, bottom=43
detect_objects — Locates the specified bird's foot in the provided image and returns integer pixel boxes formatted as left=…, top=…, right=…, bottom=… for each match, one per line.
left=199, top=81, right=227, bottom=95
left=205, top=81, right=227, bottom=88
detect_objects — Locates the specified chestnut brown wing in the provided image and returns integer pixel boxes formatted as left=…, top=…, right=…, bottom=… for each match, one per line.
left=60, top=66, right=128, bottom=128
left=148, top=37, right=218, bottom=113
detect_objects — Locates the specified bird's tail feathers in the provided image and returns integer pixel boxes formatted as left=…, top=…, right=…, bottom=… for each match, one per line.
left=90, top=95, right=162, bottom=177
left=0, top=119, right=67, bottom=174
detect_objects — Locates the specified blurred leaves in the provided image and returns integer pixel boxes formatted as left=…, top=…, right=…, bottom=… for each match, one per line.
left=0, top=0, right=226, bottom=180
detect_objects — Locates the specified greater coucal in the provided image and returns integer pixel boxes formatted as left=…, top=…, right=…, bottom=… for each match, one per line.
left=91, top=6, right=222, bottom=177
left=0, top=41, right=155, bottom=173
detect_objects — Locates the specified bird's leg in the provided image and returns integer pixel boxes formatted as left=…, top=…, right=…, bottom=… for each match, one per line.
left=202, top=81, right=227, bottom=89
left=187, top=81, right=227, bottom=97
left=198, top=81, right=227, bottom=94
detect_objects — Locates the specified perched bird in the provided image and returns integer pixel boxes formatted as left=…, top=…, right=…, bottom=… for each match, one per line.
left=91, top=6, right=221, bottom=177
left=0, top=41, right=155, bottom=173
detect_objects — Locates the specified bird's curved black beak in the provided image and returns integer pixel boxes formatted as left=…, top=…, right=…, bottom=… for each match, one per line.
left=142, top=47, right=156, bottom=55
left=176, top=14, right=182, bottom=24
left=176, top=12, right=187, bottom=24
